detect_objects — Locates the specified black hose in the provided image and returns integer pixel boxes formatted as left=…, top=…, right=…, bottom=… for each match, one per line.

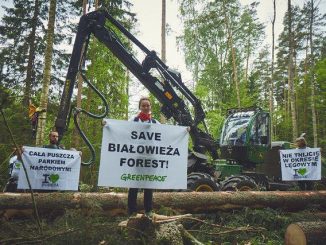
left=72, top=72, right=109, bottom=165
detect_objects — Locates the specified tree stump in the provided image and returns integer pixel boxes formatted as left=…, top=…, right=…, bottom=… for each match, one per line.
left=119, top=213, right=202, bottom=245
left=285, top=221, right=326, bottom=245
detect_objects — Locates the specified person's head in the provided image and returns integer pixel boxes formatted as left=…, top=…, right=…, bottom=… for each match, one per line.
left=49, top=131, right=59, bottom=145
left=12, top=146, right=22, bottom=159
left=138, top=97, right=151, bottom=115
left=295, top=137, right=307, bottom=148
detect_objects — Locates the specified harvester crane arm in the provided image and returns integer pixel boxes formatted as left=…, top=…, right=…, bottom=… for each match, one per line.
left=55, top=9, right=218, bottom=164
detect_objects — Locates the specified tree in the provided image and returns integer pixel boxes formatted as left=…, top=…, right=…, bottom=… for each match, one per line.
left=23, top=0, right=40, bottom=107
left=35, top=0, right=57, bottom=146
left=287, top=0, right=298, bottom=142
left=308, top=0, right=317, bottom=147
left=270, top=0, right=276, bottom=139
left=72, top=0, right=88, bottom=148
left=160, top=0, right=167, bottom=124
left=222, top=0, right=241, bottom=107
left=0, top=0, right=81, bottom=95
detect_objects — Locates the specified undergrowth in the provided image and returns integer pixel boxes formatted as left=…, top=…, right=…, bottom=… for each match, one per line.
left=0, top=207, right=323, bottom=245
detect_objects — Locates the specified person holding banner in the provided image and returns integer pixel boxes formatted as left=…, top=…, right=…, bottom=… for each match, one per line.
left=43, top=131, right=64, bottom=149
left=127, top=97, right=160, bottom=218
left=296, top=135, right=314, bottom=190
left=3, top=147, right=22, bottom=192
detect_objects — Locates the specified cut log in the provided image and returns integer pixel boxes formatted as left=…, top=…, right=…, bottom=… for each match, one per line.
left=0, top=191, right=326, bottom=220
left=311, top=212, right=326, bottom=220
left=285, top=221, right=326, bottom=245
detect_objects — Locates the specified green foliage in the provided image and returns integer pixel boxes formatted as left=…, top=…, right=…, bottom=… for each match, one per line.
left=0, top=210, right=130, bottom=245
left=0, top=0, right=81, bottom=94
left=184, top=208, right=320, bottom=244
left=179, top=0, right=326, bottom=148
left=0, top=96, right=33, bottom=189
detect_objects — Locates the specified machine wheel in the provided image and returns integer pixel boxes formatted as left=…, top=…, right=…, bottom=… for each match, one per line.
left=187, top=172, right=220, bottom=192
left=220, top=175, right=257, bottom=191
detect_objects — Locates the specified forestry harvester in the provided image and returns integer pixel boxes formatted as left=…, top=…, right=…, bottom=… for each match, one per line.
left=52, top=10, right=325, bottom=192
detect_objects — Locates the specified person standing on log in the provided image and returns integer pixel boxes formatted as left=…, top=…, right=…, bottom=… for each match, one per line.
left=296, top=134, right=314, bottom=190
left=127, top=96, right=160, bottom=218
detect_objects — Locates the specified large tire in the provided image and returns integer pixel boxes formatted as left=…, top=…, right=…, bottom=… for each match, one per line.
left=187, top=172, right=220, bottom=192
left=220, top=175, right=257, bottom=191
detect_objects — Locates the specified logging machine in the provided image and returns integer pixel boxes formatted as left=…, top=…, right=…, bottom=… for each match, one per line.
left=52, top=9, right=325, bottom=192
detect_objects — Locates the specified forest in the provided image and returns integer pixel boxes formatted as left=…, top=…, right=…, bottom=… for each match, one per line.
left=0, top=0, right=326, bottom=244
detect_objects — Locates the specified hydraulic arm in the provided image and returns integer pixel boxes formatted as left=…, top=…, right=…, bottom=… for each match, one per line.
left=55, top=9, right=218, bottom=163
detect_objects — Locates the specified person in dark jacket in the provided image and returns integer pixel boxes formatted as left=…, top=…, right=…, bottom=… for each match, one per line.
left=43, top=131, right=64, bottom=149
left=128, top=97, right=159, bottom=218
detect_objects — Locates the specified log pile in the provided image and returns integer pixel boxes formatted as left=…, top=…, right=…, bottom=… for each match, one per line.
left=0, top=191, right=326, bottom=220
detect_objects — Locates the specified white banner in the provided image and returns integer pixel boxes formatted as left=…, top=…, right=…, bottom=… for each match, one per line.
left=18, top=146, right=81, bottom=190
left=98, top=119, right=189, bottom=189
left=280, top=148, right=321, bottom=181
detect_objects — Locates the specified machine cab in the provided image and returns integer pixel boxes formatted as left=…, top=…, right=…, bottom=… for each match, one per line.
left=219, top=108, right=271, bottom=166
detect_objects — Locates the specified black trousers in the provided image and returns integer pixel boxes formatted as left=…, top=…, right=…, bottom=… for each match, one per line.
left=128, top=188, right=153, bottom=215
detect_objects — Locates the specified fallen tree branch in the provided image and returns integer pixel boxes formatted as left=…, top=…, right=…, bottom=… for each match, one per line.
left=188, top=225, right=266, bottom=236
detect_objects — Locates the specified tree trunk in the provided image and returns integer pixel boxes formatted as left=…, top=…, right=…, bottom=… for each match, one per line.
left=35, top=0, right=57, bottom=146
left=269, top=0, right=276, bottom=139
left=72, top=0, right=88, bottom=148
left=245, top=38, right=250, bottom=83
left=120, top=214, right=202, bottom=245
left=309, top=0, right=318, bottom=147
left=160, top=0, right=167, bottom=124
left=303, top=38, right=309, bottom=134
left=222, top=0, right=240, bottom=107
left=1, top=191, right=326, bottom=220
left=124, top=217, right=183, bottom=245
left=285, top=221, right=326, bottom=245
left=23, top=0, right=39, bottom=107
left=287, top=0, right=298, bottom=142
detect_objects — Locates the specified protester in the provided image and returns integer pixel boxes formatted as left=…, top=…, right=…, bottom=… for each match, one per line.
left=296, top=134, right=314, bottom=190
left=43, top=130, right=64, bottom=149
left=4, top=147, right=22, bottom=192
left=127, top=97, right=159, bottom=218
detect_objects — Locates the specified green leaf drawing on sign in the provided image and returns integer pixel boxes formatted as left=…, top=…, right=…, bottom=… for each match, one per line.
left=298, top=168, right=307, bottom=176
left=49, top=174, right=59, bottom=183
